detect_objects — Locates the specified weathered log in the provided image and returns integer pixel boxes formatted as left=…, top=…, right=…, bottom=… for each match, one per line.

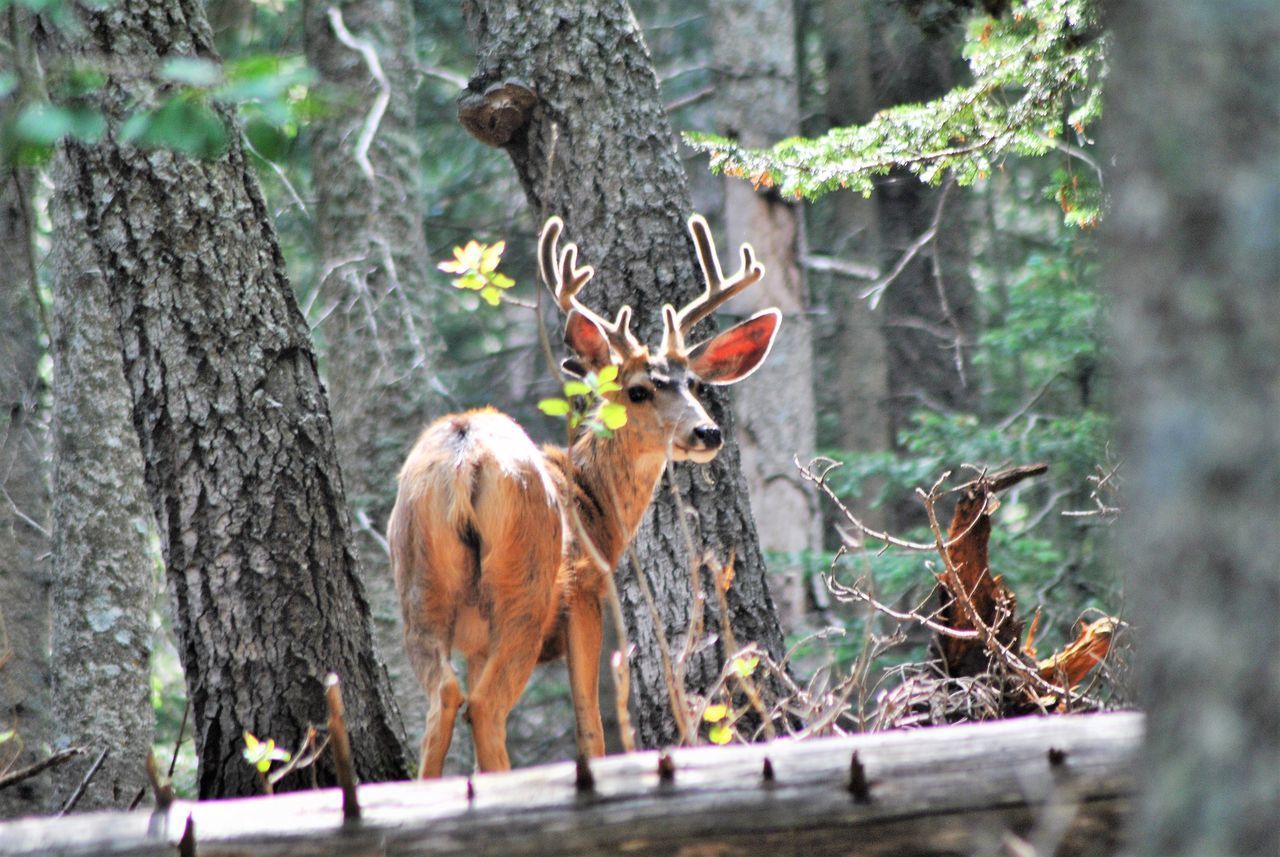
left=0, top=711, right=1142, bottom=857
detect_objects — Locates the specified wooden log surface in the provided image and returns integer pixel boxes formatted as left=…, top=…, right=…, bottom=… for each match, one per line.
left=0, top=711, right=1142, bottom=857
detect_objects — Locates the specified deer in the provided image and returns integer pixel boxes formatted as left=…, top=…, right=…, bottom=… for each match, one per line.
left=388, top=213, right=781, bottom=777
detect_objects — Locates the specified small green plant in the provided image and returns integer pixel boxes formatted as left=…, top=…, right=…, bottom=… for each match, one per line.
left=437, top=239, right=516, bottom=306
left=701, top=703, right=734, bottom=745
left=538, top=364, right=628, bottom=438
left=242, top=730, right=291, bottom=775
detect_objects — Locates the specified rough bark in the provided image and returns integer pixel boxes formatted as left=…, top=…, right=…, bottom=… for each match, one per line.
left=857, top=3, right=976, bottom=493
left=711, top=0, right=822, bottom=626
left=0, top=169, right=52, bottom=819
left=50, top=0, right=408, bottom=797
left=461, top=0, right=789, bottom=749
left=1105, top=2, right=1280, bottom=854
left=46, top=158, right=156, bottom=813
left=817, top=0, right=893, bottom=527
left=303, top=0, right=442, bottom=759
left=0, top=711, right=1144, bottom=857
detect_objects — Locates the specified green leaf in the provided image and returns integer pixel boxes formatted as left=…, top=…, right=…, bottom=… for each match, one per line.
left=702, top=703, right=728, bottom=723
left=708, top=722, right=733, bottom=745
left=597, top=364, right=619, bottom=384
left=734, top=655, right=760, bottom=678
left=453, top=271, right=485, bottom=291
left=538, top=398, right=571, bottom=417
left=121, top=98, right=227, bottom=158
left=596, top=381, right=621, bottom=395
left=479, top=285, right=502, bottom=306
left=160, top=57, right=223, bottom=87
left=478, top=240, right=505, bottom=274
left=489, top=272, right=515, bottom=290
left=599, top=402, right=628, bottom=430
left=563, top=381, right=592, bottom=398
left=244, top=118, right=289, bottom=162
left=14, top=103, right=105, bottom=145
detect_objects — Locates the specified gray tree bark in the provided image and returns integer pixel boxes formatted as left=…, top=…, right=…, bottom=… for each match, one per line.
left=50, top=0, right=409, bottom=797
left=47, top=159, right=155, bottom=812
left=818, top=0, right=893, bottom=523
left=1106, top=2, right=1280, bottom=854
left=462, top=0, right=790, bottom=749
left=710, top=0, right=822, bottom=627
left=0, top=169, right=52, bottom=819
left=853, top=3, right=976, bottom=498
left=303, top=0, right=443, bottom=760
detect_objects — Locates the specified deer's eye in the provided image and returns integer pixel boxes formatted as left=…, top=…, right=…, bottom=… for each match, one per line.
left=628, top=385, right=653, bottom=403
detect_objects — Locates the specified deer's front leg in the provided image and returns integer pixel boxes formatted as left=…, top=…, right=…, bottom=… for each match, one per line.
left=565, top=594, right=606, bottom=759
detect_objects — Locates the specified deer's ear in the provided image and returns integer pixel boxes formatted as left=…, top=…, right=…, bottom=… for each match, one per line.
left=687, top=309, right=780, bottom=385
left=564, top=309, right=613, bottom=371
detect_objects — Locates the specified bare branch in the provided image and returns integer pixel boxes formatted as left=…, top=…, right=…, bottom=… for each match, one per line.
left=326, top=7, right=390, bottom=183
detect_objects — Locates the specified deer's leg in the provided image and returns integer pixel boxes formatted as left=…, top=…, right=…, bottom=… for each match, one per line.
left=466, top=532, right=561, bottom=772
left=565, top=594, right=606, bottom=759
left=406, top=628, right=463, bottom=779
left=466, top=610, right=546, bottom=772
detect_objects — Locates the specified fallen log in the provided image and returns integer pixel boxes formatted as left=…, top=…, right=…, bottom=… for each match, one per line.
left=0, top=711, right=1142, bottom=857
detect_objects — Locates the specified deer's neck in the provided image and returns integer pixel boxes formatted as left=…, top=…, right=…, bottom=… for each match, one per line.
left=548, top=431, right=667, bottom=570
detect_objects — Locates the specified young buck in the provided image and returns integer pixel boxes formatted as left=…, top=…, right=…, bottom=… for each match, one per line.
left=388, top=214, right=781, bottom=776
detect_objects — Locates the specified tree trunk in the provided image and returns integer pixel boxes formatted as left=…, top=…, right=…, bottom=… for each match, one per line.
left=462, top=0, right=789, bottom=749
left=1105, top=2, right=1280, bottom=855
left=303, top=0, right=443, bottom=761
left=0, top=169, right=51, bottom=819
left=816, top=0, right=893, bottom=530
left=860, top=4, right=976, bottom=502
left=46, top=159, right=155, bottom=813
left=0, top=711, right=1145, bottom=857
left=710, top=0, right=822, bottom=627
left=50, top=0, right=408, bottom=797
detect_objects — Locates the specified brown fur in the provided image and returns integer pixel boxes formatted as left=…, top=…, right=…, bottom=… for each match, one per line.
left=391, top=215, right=781, bottom=777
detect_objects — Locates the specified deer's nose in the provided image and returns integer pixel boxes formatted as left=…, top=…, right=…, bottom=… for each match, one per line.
left=692, top=425, right=722, bottom=448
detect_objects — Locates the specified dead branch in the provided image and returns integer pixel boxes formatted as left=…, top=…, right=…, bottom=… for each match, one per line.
left=326, top=7, right=390, bottom=182
left=0, top=746, right=83, bottom=793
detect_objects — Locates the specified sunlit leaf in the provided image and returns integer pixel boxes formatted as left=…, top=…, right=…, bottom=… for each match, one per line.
left=563, top=381, right=591, bottom=398
left=600, top=402, right=628, bottom=430
left=734, top=655, right=759, bottom=678
left=538, top=398, right=571, bottom=417
left=708, top=722, right=733, bottom=745
left=702, top=703, right=728, bottom=722
left=597, top=364, right=619, bottom=383
left=479, top=285, right=502, bottom=306
left=479, top=240, right=505, bottom=274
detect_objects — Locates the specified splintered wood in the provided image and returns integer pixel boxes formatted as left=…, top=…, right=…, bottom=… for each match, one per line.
left=933, top=463, right=1119, bottom=705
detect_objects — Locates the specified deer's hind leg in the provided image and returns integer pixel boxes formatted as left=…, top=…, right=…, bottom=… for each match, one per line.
left=396, top=509, right=473, bottom=779
left=466, top=482, right=564, bottom=772
left=405, top=628, right=463, bottom=779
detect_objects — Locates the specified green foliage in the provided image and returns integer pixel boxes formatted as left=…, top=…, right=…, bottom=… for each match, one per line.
left=818, top=229, right=1113, bottom=659
left=3, top=17, right=316, bottom=165
left=438, top=239, right=517, bottom=306
left=538, top=364, right=628, bottom=438
left=685, top=0, right=1105, bottom=225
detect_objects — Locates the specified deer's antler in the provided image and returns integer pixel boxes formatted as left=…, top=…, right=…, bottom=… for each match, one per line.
left=539, top=216, right=642, bottom=359
left=661, top=214, right=766, bottom=356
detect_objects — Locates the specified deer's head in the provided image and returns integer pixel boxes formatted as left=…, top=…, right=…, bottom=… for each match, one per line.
left=539, top=214, right=780, bottom=463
